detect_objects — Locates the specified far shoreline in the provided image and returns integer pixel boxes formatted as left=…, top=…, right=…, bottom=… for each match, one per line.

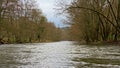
left=0, top=40, right=120, bottom=45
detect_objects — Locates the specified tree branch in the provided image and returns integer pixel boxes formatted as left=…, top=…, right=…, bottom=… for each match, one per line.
left=68, top=6, right=120, bottom=33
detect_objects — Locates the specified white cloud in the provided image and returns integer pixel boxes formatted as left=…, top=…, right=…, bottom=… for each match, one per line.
left=37, top=0, right=55, bottom=13
left=36, top=0, right=67, bottom=27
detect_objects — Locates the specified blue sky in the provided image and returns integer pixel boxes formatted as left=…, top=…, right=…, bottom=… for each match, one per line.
left=37, top=0, right=67, bottom=27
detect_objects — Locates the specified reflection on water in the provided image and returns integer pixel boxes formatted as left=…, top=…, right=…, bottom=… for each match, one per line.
left=0, top=41, right=120, bottom=68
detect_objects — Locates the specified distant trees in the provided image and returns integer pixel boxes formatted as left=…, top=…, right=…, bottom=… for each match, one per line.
left=60, top=27, right=71, bottom=41
left=42, top=22, right=62, bottom=42
left=0, top=0, right=61, bottom=44
left=58, top=0, right=120, bottom=43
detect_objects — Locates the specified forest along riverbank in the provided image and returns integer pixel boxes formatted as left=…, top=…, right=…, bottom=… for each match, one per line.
left=0, top=41, right=120, bottom=68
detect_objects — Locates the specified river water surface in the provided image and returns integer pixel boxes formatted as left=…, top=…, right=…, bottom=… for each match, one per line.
left=0, top=41, right=120, bottom=68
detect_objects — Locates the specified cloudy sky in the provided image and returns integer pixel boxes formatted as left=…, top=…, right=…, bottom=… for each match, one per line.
left=37, top=0, right=67, bottom=27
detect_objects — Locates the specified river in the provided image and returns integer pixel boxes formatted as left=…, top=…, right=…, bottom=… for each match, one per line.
left=0, top=41, right=120, bottom=68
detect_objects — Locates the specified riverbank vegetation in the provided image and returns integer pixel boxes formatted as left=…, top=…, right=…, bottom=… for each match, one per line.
left=57, top=0, right=120, bottom=44
left=0, top=0, right=61, bottom=44
left=1, top=0, right=120, bottom=44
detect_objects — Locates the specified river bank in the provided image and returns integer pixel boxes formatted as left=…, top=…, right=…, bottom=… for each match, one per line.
left=1, top=39, right=120, bottom=45
left=0, top=40, right=60, bottom=45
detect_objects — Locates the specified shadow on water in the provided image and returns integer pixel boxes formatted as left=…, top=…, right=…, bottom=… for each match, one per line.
left=0, top=44, right=44, bottom=68
left=72, top=57, right=120, bottom=68
left=0, top=50, right=31, bottom=68
left=71, top=44, right=120, bottom=68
